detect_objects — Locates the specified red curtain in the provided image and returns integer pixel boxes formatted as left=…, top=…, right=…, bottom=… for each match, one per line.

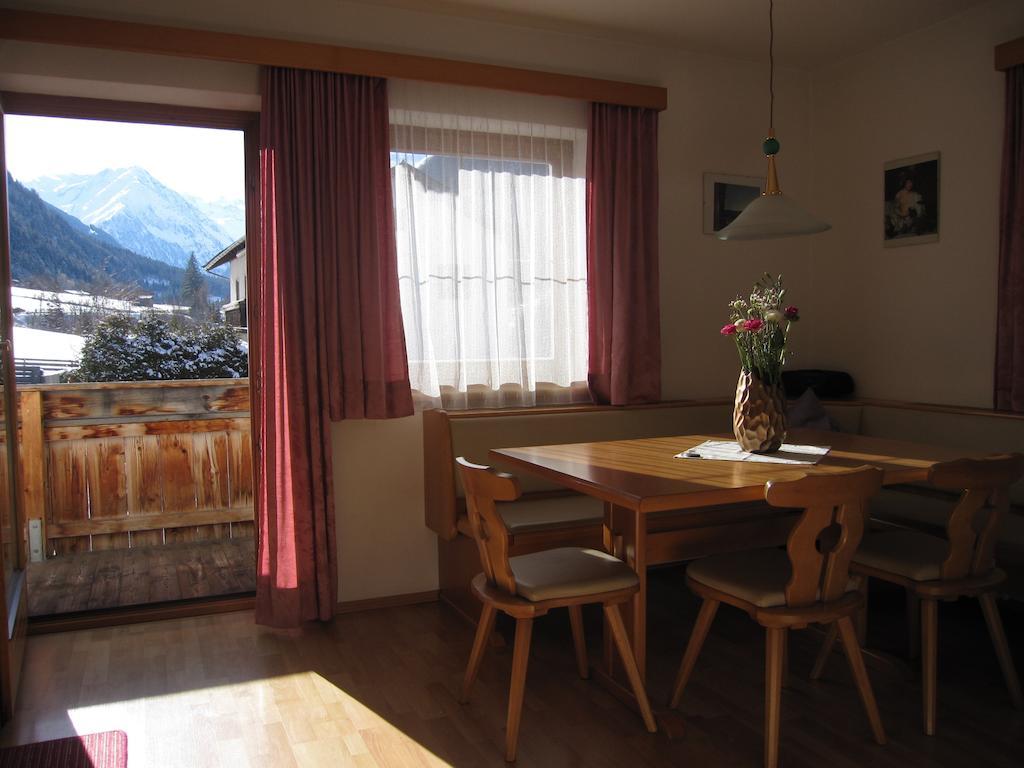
left=254, top=67, right=414, bottom=627
left=997, top=65, right=1024, bottom=413
left=586, top=102, right=661, bottom=405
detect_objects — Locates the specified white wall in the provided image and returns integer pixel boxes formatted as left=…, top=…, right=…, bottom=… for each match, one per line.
left=0, top=0, right=816, bottom=601
left=806, top=0, right=1024, bottom=407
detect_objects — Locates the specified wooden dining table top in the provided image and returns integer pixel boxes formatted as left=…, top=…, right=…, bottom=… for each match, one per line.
left=490, top=428, right=980, bottom=514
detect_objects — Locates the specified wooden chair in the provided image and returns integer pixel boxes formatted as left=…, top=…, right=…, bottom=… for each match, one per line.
left=811, top=454, right=1024, bottom=735
left=455, top=457, right=657, bottom=761
left=670, top=466, right=887, bottom=768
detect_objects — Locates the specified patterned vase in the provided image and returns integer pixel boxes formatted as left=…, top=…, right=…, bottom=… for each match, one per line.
left=733, top=370, right=787, bottom=453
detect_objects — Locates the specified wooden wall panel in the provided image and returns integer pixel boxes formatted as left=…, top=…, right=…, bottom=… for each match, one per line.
left=125, top=435, right=163, bottom=548
left=21, top=381, right=255, bottom=555
left=159, top=434, right=199, bottom=544
left=195, top=431, right=230, bottom=541
left=47, top=441, right=89, bottom=554
left=41, top=381, right=249, bottom=421
left=228, top=430, right=254, bottom=510
left=85, top=439, right=128, bottom=550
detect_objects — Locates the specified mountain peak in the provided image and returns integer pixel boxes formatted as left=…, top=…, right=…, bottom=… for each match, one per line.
left=25, top=168, right=242, bottom=268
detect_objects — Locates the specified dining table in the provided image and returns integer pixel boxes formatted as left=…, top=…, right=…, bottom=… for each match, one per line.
left=489, top=427, right=979, bottom=700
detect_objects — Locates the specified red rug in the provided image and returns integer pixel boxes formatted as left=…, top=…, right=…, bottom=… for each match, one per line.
left=0, top=731, right=127, bottom=768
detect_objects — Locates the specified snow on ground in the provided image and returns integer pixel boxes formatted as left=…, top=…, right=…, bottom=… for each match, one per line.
left=11, top=286, right=188, bottom=316
left=13, top=326, right=84, bottom=364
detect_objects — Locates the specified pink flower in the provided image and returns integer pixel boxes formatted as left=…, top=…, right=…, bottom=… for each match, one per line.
left=743, top=318, right=764, bottom=332
left=720, top=323, right=737, bottom=335
left=784, top=305, right=800, bottom=320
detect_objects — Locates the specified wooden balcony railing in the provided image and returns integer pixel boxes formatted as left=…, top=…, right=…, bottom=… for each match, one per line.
left=7, top=378, right=253, bottom=556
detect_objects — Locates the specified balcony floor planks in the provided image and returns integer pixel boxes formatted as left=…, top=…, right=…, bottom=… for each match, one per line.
left=27, top=537, right=256, bottom=616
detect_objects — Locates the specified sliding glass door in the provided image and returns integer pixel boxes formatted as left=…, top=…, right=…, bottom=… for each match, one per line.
left=0, top=95, right=28, bottom=723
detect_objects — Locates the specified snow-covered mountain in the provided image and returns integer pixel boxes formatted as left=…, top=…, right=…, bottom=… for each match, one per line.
left=27, top=167, right=241, bottom=268
left=188, top=195, right=246, bottom=241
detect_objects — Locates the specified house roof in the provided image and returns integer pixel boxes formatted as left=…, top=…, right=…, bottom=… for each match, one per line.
left=205, top=237, right=246, bottom=271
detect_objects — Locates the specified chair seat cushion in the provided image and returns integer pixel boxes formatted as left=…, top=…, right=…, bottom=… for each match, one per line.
left=687, top=548, right=856, bottom=608
left=498, top=495, right=604, bottom=535
left=509, top=547, right=638, bottom=602
left=852, top=530, right=949, bottom=582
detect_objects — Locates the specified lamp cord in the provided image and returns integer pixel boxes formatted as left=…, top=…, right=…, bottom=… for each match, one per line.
left=768, top=0, right=775, bottom=135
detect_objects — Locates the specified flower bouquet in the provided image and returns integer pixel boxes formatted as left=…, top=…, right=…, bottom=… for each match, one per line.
left=721, top=274, right=799, bottom=452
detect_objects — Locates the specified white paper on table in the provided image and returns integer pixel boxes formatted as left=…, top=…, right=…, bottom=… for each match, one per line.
left=674, top=440, right=830, bottom=465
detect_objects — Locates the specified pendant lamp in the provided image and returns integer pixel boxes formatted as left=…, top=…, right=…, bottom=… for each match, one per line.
left=717, top=0, right=830, bottom=240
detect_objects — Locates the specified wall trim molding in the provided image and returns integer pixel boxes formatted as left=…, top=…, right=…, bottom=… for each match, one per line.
left=428, top=397, right=1024, bottom=422
left=0, top=9, right=668, bottom=111
left=335, top=590, right=439, bottom=615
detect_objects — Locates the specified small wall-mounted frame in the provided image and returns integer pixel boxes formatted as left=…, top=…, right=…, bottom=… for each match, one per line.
left=883, top=151, right=939, bottom=247
left=703, top=173, right=763, bottom=234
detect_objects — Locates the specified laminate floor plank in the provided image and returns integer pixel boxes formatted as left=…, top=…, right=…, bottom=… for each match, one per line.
left=3, top=569, right=1021, bottom=767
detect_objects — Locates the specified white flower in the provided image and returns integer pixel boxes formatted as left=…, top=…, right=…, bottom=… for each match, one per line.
left=765, top=309, right=786, bottom=324
left=734, top=320, right=747, bottom=332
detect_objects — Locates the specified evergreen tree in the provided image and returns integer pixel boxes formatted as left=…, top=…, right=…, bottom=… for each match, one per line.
left=180, top=253, right=209, bottom=317
left=43, top=293, right=68, bottom=333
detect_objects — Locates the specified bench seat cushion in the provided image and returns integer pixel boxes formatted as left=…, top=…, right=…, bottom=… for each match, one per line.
left=497, top=495, right=604, bottom=535
left=686, top=548, right=856, bottom=608
left=870, top=488, right=1024, bottom=553
left=510, top=547, right=638, bottom=602
left=853, top=530, right=948, bottom=582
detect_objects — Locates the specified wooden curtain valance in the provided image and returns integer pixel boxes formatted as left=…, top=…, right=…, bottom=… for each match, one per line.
left=996, top=36, right=1024, bottom=71
left=0, top=9, right=668, bottom=111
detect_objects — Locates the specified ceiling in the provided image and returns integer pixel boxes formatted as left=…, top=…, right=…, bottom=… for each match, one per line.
left=358, top=0, right=989, bottom=67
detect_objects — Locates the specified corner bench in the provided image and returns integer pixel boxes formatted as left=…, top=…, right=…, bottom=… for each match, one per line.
left=424, top=402, right=798, bottom=619
left=424, top=398, right=1024, bottom=617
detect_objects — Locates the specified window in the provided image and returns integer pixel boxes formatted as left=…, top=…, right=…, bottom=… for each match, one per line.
left=5, top=112, right=248, bottom=383
left=389, top=81, right=588, bottom=409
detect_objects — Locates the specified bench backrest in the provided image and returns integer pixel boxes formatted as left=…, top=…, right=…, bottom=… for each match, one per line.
left=424, top=402, right=732, bottom=539
left=423, top=398, right=1024, bottom=541
left=860, top=405, right=1024, bottom=506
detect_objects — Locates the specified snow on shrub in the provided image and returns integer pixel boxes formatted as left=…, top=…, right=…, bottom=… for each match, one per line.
left=64, top=314, right=248, bottom=382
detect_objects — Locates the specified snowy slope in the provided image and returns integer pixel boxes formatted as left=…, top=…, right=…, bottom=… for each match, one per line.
left=188, top=195, right=246, bottom=240
left=27, top=167, right=238, bottom=268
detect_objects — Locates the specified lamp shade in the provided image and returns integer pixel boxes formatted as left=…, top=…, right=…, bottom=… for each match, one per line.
left=717, top=193, right=831, bottom=240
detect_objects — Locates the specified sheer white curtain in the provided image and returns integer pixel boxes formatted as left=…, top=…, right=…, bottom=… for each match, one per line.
left=389, top=80, right=589, bottom=409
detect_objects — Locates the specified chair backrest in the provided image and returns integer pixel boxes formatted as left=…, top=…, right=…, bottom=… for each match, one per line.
left=765, top=466, right=884, bottom=608
left=928, top=454, right=1024, bottom=580
left=456, top=457, right=522, bottom=595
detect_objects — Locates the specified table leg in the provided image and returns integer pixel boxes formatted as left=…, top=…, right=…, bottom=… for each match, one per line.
left=625, top=505, right=648, bottom=680
left=600, top=504, right=647, bottom=680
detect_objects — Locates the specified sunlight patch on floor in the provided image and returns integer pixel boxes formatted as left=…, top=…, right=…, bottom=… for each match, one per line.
left=66, top=671, right=456, bottom=767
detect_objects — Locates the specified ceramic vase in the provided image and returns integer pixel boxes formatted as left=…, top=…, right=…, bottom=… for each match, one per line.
left=733, top=370, right=787, bottom=453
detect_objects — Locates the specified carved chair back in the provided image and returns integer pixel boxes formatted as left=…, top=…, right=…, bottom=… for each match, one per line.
left=766, top=466, right=884, bottom=608
left=456, top=457, right=522, bottom=595
left=928, top=454, right=1024, bottom=580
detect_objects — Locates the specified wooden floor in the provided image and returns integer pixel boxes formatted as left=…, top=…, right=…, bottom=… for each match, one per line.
left=2, top=568, right=1022, bottom=767
left=27, top=538, right=256, bottom=616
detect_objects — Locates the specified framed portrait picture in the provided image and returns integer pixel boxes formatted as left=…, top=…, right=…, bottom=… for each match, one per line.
left=883, top=152, right=939, bottom=247
left=703, top=172, right=762, bottom=234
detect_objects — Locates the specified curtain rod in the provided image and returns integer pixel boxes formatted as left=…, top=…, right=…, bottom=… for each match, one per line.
left=0, top=9, right=668, bottom=111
